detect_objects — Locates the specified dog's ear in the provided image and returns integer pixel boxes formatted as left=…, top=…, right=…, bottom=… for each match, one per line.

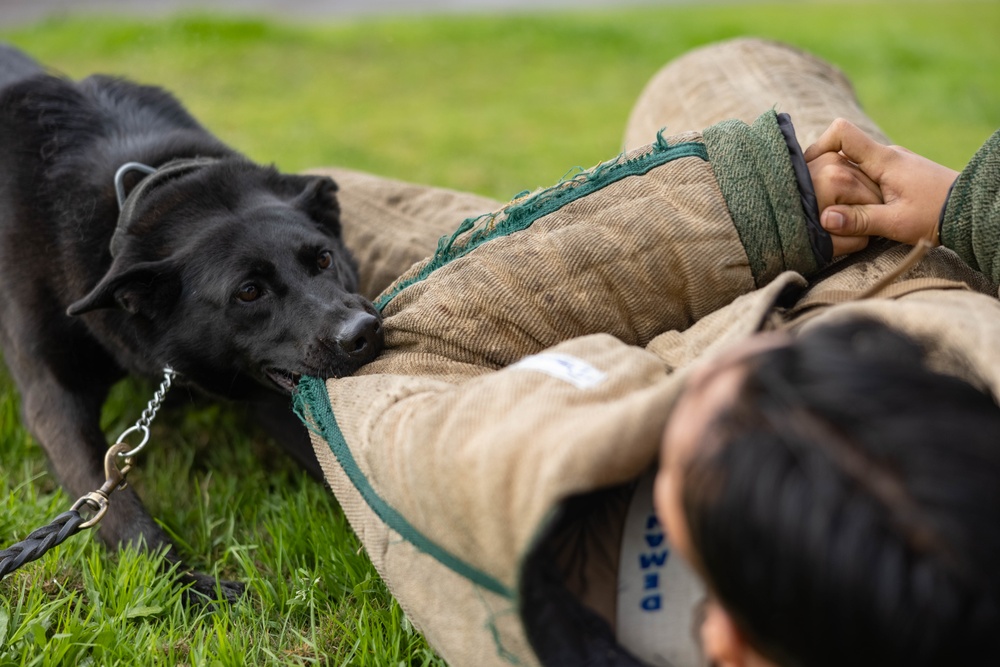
left=67, top=259, right=181, bottom=319
left=292, top=175, right=341, bottom=236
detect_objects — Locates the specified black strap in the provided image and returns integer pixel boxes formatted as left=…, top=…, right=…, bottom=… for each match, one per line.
left=0, top=510, right=86, bottom=579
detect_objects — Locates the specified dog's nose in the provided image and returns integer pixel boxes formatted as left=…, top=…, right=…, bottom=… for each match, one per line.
left=337, top=312, right=384, bottom=360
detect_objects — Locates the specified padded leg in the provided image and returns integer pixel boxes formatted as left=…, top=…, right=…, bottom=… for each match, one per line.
left=623, top=37, right=889, bottom=151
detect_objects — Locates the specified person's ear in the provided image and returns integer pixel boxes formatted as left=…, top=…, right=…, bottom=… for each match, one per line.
left=700, top=599, right=773, bottom=667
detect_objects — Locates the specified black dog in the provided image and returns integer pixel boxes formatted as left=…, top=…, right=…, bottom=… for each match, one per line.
left=0, top=45, right=383, bottom=599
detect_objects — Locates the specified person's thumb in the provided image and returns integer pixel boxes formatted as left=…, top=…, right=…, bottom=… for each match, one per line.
left=820, top=205, right=881, bottom=238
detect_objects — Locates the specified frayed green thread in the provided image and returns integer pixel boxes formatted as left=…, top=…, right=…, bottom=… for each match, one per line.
left=374, top=137, right=708, bottom=312
left=291, top=380, right=325, bottom=438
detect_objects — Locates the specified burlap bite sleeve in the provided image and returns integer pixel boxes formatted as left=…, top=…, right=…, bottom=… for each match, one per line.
left=296, top=109, right=828, bottom=666
left=358, top=111, right=819, bottom=385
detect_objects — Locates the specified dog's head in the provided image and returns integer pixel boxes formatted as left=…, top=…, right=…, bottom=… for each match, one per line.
left=67, top=160, right=383, bottom=396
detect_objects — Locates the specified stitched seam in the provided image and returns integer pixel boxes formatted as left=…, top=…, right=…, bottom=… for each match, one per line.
left=375, top=139, right=709, bottom=311
left=293, top=376, right=515, bottom=599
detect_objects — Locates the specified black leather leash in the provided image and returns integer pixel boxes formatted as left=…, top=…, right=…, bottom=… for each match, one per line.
left=0, top=367, right=176, bottom=581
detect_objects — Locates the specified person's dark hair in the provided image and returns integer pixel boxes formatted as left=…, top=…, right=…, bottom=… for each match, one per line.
left=681, top=317, right=1000, bottom=667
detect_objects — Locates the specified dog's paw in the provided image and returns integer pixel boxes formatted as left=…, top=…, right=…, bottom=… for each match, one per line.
left=180, top=570, right=247, bottom=607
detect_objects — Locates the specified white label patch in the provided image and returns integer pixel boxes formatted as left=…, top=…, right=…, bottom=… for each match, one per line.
left=510, top=352, right=607, bottom=389
left=616, top=470, right=705, bottom=667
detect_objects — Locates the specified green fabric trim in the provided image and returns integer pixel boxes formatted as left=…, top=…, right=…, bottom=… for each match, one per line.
left=293, top=376, right=515, bottom=600
left=374, top=135, right=709, bottom=311
left=703, top=110, right=818, bottom=286
left=941, top=129, right=1000, bottom=285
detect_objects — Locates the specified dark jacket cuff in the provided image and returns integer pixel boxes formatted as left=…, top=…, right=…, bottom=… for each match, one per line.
left=777, top=112, right=833, bottom=267
left=704, top=110, right=828, bottom=286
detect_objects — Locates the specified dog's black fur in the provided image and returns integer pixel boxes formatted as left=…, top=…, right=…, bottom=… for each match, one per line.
left=0, top=44, right=383, bottom=599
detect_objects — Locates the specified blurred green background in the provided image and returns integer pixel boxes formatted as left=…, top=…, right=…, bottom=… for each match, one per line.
left=0, top=2, right=997, bottom=665
left=5, top=1, right=998, bottom=199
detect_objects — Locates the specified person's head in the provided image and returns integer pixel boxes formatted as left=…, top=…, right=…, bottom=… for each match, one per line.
left=655, top=318, right=1000, bottom=667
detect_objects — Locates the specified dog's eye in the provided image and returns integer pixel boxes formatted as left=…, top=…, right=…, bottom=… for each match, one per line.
left=236, top=283, right=261, bottom=302
left=317, top=250, right=333, bottom=271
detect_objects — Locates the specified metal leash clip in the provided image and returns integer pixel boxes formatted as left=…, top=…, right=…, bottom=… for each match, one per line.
left=69, top=366, right=176, bottom=529
left=70, top=441, right=134, bottom=529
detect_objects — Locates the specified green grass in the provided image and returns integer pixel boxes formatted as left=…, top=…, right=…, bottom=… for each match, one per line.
left=0, top=2, right=997, bottom=664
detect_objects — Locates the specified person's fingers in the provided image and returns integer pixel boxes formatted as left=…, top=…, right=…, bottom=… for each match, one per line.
left=829, top=233, right=869, bottom=258
left=804, top=119, right=890, bottom=178
left=804, top=118, right=872, bottom=160
left=810, top=121, right=957, bottom=250
left=808, top=151, right=883, bottom=214
left=841, top=161, right=882, bottom=204
left=804, top=118, right=861, bottom=159
left=825, top=159, right=882, bottom=206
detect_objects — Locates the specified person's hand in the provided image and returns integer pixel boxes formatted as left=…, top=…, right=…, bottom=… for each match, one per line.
left=805, top=118, right=960, bottom=256
left=807, top=150, right=883, bottom=256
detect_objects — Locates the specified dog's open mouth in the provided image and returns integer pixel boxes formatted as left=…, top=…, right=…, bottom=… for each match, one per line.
left=265, top=368, right=302, bottom=393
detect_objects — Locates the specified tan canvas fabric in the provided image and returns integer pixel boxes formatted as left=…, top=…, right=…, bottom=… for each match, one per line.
left=300, top=246, right=1000, bottom=666
left=306, top=335, right=684, bottom=664
left=310, top=407, right=538, bottom=665
left=364, top=132, right=755, bottom=383
left=294, top=38, right=995, bottom=667
left=781, top=246, right=1000, bottom=394
left=298, top=111, right=797, bottom=665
